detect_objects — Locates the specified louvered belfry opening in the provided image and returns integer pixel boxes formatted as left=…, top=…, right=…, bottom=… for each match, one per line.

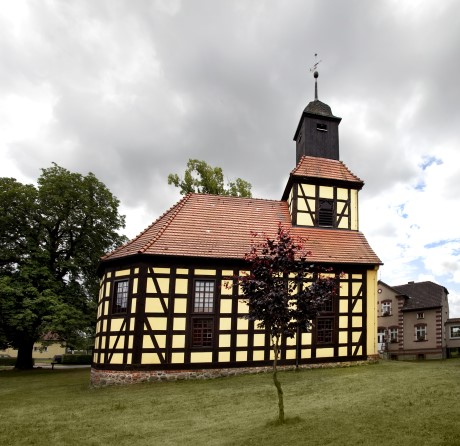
left=318, top=199, right=334, bottom=227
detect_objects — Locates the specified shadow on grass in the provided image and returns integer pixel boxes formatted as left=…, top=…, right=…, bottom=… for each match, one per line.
left=265, top=415, right=303, bottom=427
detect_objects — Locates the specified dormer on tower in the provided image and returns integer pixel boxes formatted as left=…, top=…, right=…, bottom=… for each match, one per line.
left=293, top=70, right=341, bottom=164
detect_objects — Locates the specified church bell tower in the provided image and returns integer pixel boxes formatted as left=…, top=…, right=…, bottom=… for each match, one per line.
left=293, top=69, right=341, bottom=164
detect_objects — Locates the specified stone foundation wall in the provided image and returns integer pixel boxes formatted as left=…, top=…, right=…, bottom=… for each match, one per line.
left=91, top=358, right=377, bottom=387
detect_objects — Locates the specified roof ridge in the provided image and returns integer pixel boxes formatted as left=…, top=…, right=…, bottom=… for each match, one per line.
left=137, top=193, right=193, bottom=254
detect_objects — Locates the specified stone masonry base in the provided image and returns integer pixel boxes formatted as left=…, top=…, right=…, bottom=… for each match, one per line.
left=91, top=357, right=378, bottom=387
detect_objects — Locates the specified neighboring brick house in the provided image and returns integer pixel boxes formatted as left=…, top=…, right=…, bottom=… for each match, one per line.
left=445, top=318, right=460, bottom=358
left=377, top=280, right=449, bottom=360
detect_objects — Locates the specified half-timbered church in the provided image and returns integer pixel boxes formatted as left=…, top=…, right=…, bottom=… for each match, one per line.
left=91, top=71, right=382, bottom=386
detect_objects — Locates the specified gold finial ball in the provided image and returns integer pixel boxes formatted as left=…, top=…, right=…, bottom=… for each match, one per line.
left=314, top=71, right=319, bottom=79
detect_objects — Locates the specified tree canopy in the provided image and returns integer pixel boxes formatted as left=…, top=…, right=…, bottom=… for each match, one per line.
left=234, top=224, right=337, bottom=423
left=0, top=164, right=127, bottom=369
left=168, top=159, right=252, bottom=197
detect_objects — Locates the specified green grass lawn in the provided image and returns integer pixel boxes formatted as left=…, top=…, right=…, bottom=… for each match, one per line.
left=1, top=360, right=460, bottom=446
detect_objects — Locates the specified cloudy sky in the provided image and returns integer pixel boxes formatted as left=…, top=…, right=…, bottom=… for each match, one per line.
left=1, top=0, right=460, bottom=317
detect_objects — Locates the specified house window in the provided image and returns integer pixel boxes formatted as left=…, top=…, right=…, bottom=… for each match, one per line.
left=113, top=280, right=129, bottom=313
left=317, top=318, right=334, bottom=344
left=381, top=301, right=391, bottom=316
left=317, top=123, right=328, bottom=132
left=191, top=280, right=215, bottom=348
left=33, top=346, right=48, bottom=352
left=318, top=199, right=334, bottom=227
left=415, top=324, right=427, bottom=341
left=377, top=328, right=385, bottom=344
left=389, top=328, right=398, bottom=343
left=417, top=312, right=425, bottom=319
left=192, top=318, right=213, bottom=347
left=450, top=326, right=460, bottom=339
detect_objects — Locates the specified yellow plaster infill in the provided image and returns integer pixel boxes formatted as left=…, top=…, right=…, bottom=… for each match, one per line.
left=220, top=299, right=232, bottom=314
left=219, top=351, right=231, bottom=362
left=219, top=334, right=231, bottom=348
left=142, top=352, right=161, bottom=364
left=109, top=336, right=119, bottom=349
left=147, top=277, right=170, bottom=294
left=297, top=197, right=307, bottom=211
left=147, top=316, right=167, bottom=331
left=175, top=278, right=188, bottom=294
left=222, top=270, right=234, bottom=277
left=366, top=268, right=379, bottom=356
left=253, top=333, right=265, bottom=347
left=237, top=334, right=248, bottom=347
left=190, top=352, right=213, bottom=363
left=253, top=350, right=265, bottom=361
left=153, top=267, right=170, bottom=274
left=236, top=351, right=247, bottom=362
left=176, top=268, right=188, bottom=275
left=285, top=349, right=296, bottom=360
left=174, top=298, right=188, bottom=313
left=301, top=349, right=312, bottom=359
left=128, top=336, right=133, bottom=349
left=145, top=297, right=169, bottom=313
left=297, top=213, right=314, bottom=226
left=319, top=185, right=334, bottom=199
left=194, top=269, right=216, bottom=276
left=237, top=319, right=248, bottom=330
left=352, top=300, right=363, bottom=313
left=301, top=333, right=312, bottom=344
left=339, top=316, right=348, bottom=329
left=351, top=190, right=358, bottom=230
left=237, top=300, right=248, bottom=314
left=106, top=272, right=112, bottom=279
left=173, top=317, right=186, bottom=331
left=134, top=268, right=139, bottom=274
left=143, top=334, right=166, bottom=349
left=352, top=282, right=362, bottom=296
left=337, top=188, right=348, bottom=200
left=339, top=346, right=348, bottom=356
left=105, top=283, right=111, bottom=298
left=110, top=353, right=124, bottom=364
left=301, top=183, right=315, bottom=196
left=316, top=348, right=334, bottom=358
left=171, top=352, right=184, bottom=363
left=220, top=280, right=233, bottom=295
left=100, top=353, right=105, bottom=363
left=115, top=269, right=130, bottom=277
left=133, top=278, right=138, bottom=294
left=110, top=319, right=124, bottom=332
left=339, top=332, right=348, bottom=344
left=352, top=332, right=362, bottom=343
left=127, top=353, right=132, bottom=364
left=339, top=299, right=349, bottom=313
left=352, top=316, right=362, bottom=328
left=131, top=297, right=137, bottom=314
left=219, top=318, right=232, bottom=330
left=172, top=335, right=185, bottom=349
left=338, top=217, right=349, bottom=229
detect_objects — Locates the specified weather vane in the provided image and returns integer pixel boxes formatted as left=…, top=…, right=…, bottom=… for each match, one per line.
left=309, top=53, right=322, bottom=74
left=309, top=53, right=321, bottom=100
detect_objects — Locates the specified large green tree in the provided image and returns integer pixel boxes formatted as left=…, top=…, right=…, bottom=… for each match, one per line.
left=0, top=164, right=127, bottom=369
left=234, top=225, right=337, bottom=424
left=168, top=159, right=252, bottom=197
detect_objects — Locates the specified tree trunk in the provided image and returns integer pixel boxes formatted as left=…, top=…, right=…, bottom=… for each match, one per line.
left=15, top=339, right=35, bottom=370
left=273, top=336, right=285, bottom=424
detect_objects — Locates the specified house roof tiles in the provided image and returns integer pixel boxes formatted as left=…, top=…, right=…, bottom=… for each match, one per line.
left=102, top=193, right=381, bottom=265
left=393, top=281, right=448, bottom=311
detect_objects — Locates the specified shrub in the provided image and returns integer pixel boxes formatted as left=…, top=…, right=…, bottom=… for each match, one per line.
left=0, top=357, right=16, bottom=366
left=61, top=354, right=92, bottom=365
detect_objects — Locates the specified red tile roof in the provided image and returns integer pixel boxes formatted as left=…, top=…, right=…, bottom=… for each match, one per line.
left=102, top=193, right=381, bottom=265
left=291, top=156, right=364, bottom=185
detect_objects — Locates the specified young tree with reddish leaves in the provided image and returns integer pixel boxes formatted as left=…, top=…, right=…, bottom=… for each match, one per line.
left=236, top=224, right=337, bottom=424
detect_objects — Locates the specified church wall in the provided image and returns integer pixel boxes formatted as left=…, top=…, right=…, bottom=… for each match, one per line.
left=93, top=260, right=378, bottom=375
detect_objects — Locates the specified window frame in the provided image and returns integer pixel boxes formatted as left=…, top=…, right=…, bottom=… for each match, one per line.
left=316, top=317, right=335, bottom=344
left=190, top=279, right=216, bottom=349
left=415, top=324, right=427, bottom=341
left=389, top=327, right=398, bottom=343
left=450, top=326, right=460, bottom=339
left=381, top=301, right=392, bottom=316
left=112, top=279, right=129, bottom=314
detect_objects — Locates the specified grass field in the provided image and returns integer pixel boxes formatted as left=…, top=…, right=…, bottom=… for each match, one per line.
left=1, top=359, right=460, bottom=446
